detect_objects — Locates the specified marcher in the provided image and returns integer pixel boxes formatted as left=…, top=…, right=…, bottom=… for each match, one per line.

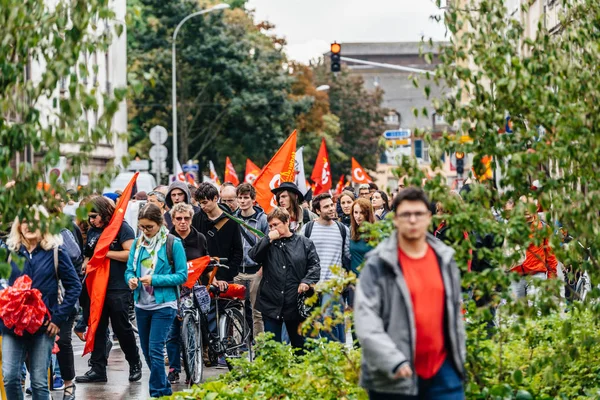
left=355, top=188, right=466, bottom=399
left=2, top=206, right=82, bottom=400
left=509, top=196, right=558, bottom=299
left=76, top=196, right=142, bottom=384
left=350, top=198, right=375, bottom=276
left=220, top=182, right=239, bottom=213
left=357, top=184, right=371, bottom=200
left=372, top=190, right=391, bottom=221
left=300, top=193, right=350, bottom=343
left=272, top=182, right=316, bottom=233
left=166, top=202, right=208, bottom=384
left=125, top=203, right=188, bottom=398
left=234, top=183, right=270, bottom=338
left=337, top=190, right=355, bottom=227
left=164, top=181, right=198, bottom=229
left=249, top=207, right=320, bottom=350
left=147, top=191, right=168, bottom=224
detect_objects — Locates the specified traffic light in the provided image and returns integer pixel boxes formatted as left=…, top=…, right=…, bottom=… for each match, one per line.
left=330, top=42, right=341, bottom=72
left=455, top=151, right=465, bottom=175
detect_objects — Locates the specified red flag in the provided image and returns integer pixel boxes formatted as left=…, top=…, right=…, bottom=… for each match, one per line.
left=224, top=157, right=240, bottom=186
left=334, top=175, right=346, bottom=196
left=183, top=256, right=211, bottom=289
left=244, top=159, right=261, bottom=184
left=310, top=138, right=332, bottom=195
left=83, top=172, right=138, bottom=356
left=253, top=130, right=297, bottom=213
left=351, top=157, right=372, bottom=184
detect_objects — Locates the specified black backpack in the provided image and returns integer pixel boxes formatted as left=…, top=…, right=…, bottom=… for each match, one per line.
left=303, top=220, right=351, bottom=272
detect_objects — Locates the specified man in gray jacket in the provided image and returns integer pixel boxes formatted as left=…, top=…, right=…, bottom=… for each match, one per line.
left=355, top=187, right=466, bottom=399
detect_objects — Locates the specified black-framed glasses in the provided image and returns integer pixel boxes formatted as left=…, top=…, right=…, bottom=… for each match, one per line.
left=139, top=224, right=156, bottom=232
left=88, top=213, right=99, bottom=220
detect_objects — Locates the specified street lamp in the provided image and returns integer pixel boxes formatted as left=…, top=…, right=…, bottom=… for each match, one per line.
left=172, top=3, right=230, bottom=175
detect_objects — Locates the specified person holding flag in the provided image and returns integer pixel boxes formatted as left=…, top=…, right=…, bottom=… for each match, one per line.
left=125, top=203, right=188, bottom=398
left=76, top=196, right=143, bottom=384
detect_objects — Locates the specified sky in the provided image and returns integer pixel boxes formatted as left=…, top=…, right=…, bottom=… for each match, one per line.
left=245, top=0, right=448, bottom=64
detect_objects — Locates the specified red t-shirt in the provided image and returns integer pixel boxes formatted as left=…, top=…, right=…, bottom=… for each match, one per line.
left=398, top=245, right=447, bottom=379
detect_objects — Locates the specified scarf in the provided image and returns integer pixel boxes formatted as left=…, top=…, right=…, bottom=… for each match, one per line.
left=132, top=226, right=169, bottom=297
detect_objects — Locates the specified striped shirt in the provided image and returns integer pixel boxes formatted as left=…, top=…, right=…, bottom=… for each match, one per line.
left=300, top=221, right=350, bottom=282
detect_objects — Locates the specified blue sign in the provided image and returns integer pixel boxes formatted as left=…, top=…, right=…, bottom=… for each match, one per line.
left=383, top=129, right=411, bottom=139
left=182, top=164, right=199, bottom=172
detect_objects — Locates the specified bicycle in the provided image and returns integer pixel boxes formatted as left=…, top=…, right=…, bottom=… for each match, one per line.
left=180, top=257, right=253, bottom=386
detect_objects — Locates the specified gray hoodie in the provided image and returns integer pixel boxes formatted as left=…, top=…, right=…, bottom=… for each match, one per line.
left=354, top=232, right=466, bottom=395
left=165, top=181, right=192, bottom=208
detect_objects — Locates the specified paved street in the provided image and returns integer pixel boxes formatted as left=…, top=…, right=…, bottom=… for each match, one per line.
left=49, top=338, right=225, bottom=400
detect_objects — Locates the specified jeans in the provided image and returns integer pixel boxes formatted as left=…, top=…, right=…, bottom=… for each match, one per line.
left=74, top=281, right=89, bottom=333
left=368, top=359, right=464, bottom=400
left=511, top=272, right=547, bottom=299
left=166, top=316, right=182, bottom=373
left=234, top=271, right=264, bottom=338
left=56, top=312, right=76, bottom=381
left=2, top=333, right=55, bottom=400
left=136, top=307, right=178, bottom=398
left=320, top=292, right=346, bottom=343
left=90, top=290, right=140, bottom=375
left=263, top=315, right=305, bottom=349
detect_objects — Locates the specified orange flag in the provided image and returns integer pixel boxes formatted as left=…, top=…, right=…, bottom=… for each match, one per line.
left=310, top=138, right=332, bottom=195
left=334, top=175, right=346, bottom=196
left=351, top=157, right=372, bottom=184
left=224, top=157, right=240, bottom=186
left=84, top=172, right=138, bottom=356
left=253, top=130, right=297, bottom=213
left=183, top=256, right=211, bottom=289
left=244, top=158, right=261, bottom=184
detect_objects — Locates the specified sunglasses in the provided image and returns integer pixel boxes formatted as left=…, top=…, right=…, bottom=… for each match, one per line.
left=175, top=216, right=191, bottom=222
left=88, top=213, right=99, bottom=220
left=139, top=224, right=156, bottom=232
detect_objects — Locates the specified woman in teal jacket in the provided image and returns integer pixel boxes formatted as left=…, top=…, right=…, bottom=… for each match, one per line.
left=125, top=203, right=188, bottom=398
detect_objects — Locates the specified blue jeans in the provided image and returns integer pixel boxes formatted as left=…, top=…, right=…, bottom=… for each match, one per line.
left=136, top=307, right=177, bottom=398
left=368, top=359, right=464, bottom=400
left=166, top=316, right=181, bottom=373
left=263, top=315, right=305, bottom=349
left=2, top=332, right=54, bottom=400
left=320, top=292, right=346, bottom=343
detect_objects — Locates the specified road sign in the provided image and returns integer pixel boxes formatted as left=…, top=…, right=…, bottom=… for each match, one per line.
left=149, top=125, right=168, bottom=145
left=149, top=144, right=168, bottom=161
left=386, top=139, right=411, bottom=147
left=383, top=129, right=411, bottom=140
left=128, top=159, right=150, bottom=171
left=151, top=160, right=167, bottom=174
left=182, top=164, right=199, bottom=172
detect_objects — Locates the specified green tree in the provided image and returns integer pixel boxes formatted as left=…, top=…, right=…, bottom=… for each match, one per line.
left=0, top=0, right=124, bottom=276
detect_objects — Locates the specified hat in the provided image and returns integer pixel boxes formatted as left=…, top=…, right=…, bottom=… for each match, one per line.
left=103, top=192, right=120, bottom=202
left=271, top=182, right=304, bottom=203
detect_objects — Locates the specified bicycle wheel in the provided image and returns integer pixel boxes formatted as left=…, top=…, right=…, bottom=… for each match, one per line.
left=221, top=307, right=253, bottom=369
left=181, top=313, right=204, bottom=385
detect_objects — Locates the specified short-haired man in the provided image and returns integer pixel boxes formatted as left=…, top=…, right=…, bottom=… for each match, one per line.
left=234, top=183, right=269, bottom=338
left=358, top=184, right=371, bottom=199
left=355, top=187, right=466, bottom=399
left=300, top=193, right=350, bottom=343
left=220, top=183, right=239, bottom=213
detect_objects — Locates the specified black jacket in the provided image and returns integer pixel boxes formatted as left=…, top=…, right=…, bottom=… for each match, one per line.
left=192, top=205, right=243, bottom=282
left=249, top=234, right=320, bottom=321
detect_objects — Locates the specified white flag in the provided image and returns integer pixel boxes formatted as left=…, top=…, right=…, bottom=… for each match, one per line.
left=295, top=147, right=309, bottom=195
left=208, top=160, right=221, bottom=187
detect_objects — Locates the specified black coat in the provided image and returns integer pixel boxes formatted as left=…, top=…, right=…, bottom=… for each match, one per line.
left=249, top=234, right=320, bottom=321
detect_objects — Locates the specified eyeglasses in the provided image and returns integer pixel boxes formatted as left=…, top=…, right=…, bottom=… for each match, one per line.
left=396, top=211, right=430, bottom=220
left=88, top=213, right=99, bottom=220
left=139, top=224, right=156, bottom=232
left=175, top=216, right=191, bottom=222
left=221, top=199, right=236, bottom=204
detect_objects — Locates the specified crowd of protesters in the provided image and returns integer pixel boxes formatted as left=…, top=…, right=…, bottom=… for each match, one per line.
left=0, top=174, right=565, bottom=400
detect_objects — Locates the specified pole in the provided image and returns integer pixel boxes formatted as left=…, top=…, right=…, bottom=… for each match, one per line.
left=171, top=4, right=229, bottom=176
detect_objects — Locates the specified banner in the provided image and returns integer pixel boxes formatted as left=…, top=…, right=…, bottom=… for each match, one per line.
left=294, top=147, right=309, bottom=195
left=244, top=159, right=261, bottom=184
left=253, top=130, right=297, bottom=213
left=310, top=138, right=332, bottom=195
left=84, top=172, right=138, bottom=355
left=183, top=256, right=211, bottom=289
left=351, top=157, right=373, bottom=184
left=224, top=157, right=240, bottom=186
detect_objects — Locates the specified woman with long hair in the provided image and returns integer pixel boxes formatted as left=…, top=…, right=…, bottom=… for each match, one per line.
left=350, top=198, right=375, bottom=276
left=272, top=182, right=316, bottom=232
left=2, top=206, right=81, bottom=400
left=125, top=203, right=188, bottom=398
left=337, top=191, right=355, bottom=227
left=371, top=190, right=390, bottom=221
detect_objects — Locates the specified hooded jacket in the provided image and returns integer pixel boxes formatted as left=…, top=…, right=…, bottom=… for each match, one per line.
left=234, top=205, right=269, bottom=273
left=165, top=181, right=200, bottom=228
left=355, top=232, right=466, bottom=395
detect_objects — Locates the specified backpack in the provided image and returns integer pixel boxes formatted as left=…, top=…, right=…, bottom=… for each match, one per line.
left=303, top=220, right=351, bottom=272
left=302, top=208, right=311, bottom=224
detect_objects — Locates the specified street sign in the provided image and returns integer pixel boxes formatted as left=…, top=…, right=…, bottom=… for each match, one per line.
left=149, top=125, right=168, bottom=145
left=386, top=139, right=411, bottom=147
left=151, top=160, right=167, bottom=174
left=383, top=129, right=411, bottom=140
left=149, top=144, right=168, bottom=161
left=128, top=159, right=150, bottom=171
left=182, top=164, right=199, bottom=172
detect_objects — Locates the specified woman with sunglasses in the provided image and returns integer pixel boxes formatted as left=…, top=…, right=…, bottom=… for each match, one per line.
left=165, top=202, right=208, bottom=384
left=76, top=196, right=143, bottom=385
left=125, top=203, right=188, bottom=398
